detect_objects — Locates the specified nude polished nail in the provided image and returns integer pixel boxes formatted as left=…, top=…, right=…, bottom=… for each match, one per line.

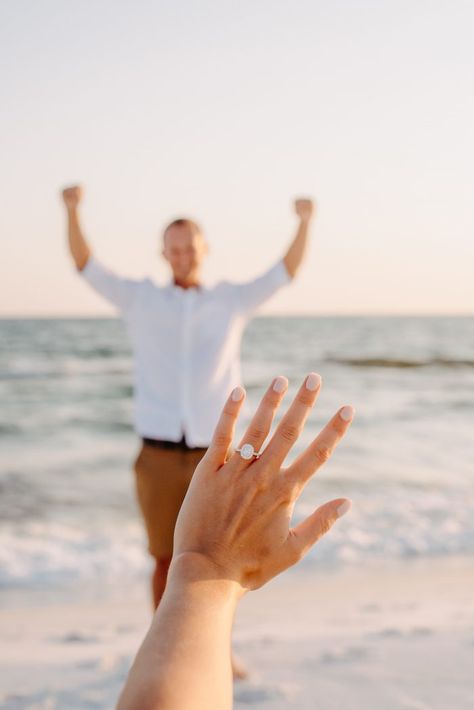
left=336, top=500, right=352, bottom=518
left=305, top=373, right=321, bottom=391
left=339, top=405, right=355, bottom=422
left=232, top=386, right=245, bottom=402
left=273, top=376, right=288, bottom=393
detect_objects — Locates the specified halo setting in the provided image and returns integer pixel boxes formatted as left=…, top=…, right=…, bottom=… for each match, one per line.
left=240, top=443, right=255, bottom=459
left=236, top=443, right=261, bottom=460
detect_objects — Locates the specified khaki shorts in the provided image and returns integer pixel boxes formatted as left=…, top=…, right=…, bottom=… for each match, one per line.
left=134, top=441, right=207, bottom=558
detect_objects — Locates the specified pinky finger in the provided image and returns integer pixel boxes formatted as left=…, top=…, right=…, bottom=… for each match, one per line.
left=205, top=386, right=246, bottom=467
left=287, top=498, right=352, bottom=561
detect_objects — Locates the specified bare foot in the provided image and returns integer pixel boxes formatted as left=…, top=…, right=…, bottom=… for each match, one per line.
left=232, top=653, right=248, bottom=681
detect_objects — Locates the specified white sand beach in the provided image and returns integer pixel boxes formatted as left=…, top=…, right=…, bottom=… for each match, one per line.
left=1, top=556, right=473, bottom=709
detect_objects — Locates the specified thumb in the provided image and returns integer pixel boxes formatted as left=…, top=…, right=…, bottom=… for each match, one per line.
left=289, top=498, right=352, bottom=560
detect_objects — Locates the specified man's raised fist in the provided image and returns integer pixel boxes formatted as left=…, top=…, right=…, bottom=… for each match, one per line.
left=62, top=185, right=83, bottom=209
left=294, top=198, right=314, bottom=222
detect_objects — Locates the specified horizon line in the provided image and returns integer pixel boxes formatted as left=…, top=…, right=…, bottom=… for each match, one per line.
left=1, top=312, right=473, bottom=320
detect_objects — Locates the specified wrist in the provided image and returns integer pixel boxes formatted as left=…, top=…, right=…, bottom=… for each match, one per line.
left=168, top=552, right=244, bottom=604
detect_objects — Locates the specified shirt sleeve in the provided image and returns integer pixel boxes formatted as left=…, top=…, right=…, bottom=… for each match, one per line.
left=233, top=260, right=291, bottom=314
left=80, top=257, right=139, bottom=314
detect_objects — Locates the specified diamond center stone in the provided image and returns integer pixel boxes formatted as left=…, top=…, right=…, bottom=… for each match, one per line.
left=240, top=443, right=255, bottom=460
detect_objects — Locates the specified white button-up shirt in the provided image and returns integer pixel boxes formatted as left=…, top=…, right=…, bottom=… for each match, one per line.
left=82, top=258, right=290, bottom=446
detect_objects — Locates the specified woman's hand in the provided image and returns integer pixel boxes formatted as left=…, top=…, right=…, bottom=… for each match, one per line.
left=173, top=373, right=353, bottom=594
left=118, top=374, right=354, bottom=710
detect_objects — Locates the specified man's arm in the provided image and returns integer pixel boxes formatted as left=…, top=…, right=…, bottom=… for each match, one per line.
left=117, top=376, right=354, bottom=709
left=61, top=185, right=139, bottom=311
left=61, top=185, right=91, bottom=271
left=283, top=198, right=315, bottom=279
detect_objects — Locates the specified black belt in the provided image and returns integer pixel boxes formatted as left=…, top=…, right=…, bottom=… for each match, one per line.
left=142, top=435, right=207, bottom=452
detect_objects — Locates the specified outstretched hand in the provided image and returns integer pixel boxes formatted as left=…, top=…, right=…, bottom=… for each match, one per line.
left=173, top=373, right=353, bottom=594
left=118, top=374, right=354, bottom=710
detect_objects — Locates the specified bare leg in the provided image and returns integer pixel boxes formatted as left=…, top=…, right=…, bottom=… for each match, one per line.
left=231, top=654, right=248, bottom=681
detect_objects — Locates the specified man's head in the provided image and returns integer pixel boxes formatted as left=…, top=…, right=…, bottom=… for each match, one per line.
left=161, top=218, right=208, bottom=288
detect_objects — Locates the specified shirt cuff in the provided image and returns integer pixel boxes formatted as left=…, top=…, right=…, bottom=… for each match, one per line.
left=80, top=256, right=100, bottom=282
left=273, top=259, right=292, bottom=286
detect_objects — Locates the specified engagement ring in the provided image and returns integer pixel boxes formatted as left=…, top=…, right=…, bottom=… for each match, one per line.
left=236, top=443, right=261, bottom=460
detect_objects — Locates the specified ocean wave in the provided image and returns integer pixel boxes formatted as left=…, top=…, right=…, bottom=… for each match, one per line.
left=299, top=488, right=474, bottom=565
left=0, top=423, right=22, bottom=435
left=0, top=370, right=58, bottom=381
left=0, top=365, right=131, bottom=381
left=1, top=487, right=473, bottom=588
left=326, top=356, right=474, bottom=369
left=0, top=521, right=148, bottom=588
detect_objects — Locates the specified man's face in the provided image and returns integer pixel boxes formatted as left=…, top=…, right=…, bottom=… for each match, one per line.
left=162, top=225, right=207, bottom=284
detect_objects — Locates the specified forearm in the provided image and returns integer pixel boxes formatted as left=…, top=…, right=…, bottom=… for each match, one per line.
left=117, top=555, right=240, bottom=710
left=66, top=207, right=91, bottom=271
left=283, top=217, right=311, bottom=279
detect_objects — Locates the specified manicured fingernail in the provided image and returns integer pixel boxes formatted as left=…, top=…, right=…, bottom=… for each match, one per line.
left=232, top=386, right=245, bottom=402
left=339, top=405, right=355, bottom=422
left=336, top=500, right=352, bottom=518
left=305, top=373, right=321, bottom=391
left=273, top=376, right=288, bottom=393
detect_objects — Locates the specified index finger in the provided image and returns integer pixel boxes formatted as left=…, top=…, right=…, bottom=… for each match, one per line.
left=204, top=386, right=246, bottom=467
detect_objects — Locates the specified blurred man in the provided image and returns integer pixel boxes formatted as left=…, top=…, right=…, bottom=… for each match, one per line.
left=61, top=185, right=314, bottom=662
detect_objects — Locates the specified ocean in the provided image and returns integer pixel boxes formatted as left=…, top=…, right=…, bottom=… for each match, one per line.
left=1, top=316, right=473, bottom=590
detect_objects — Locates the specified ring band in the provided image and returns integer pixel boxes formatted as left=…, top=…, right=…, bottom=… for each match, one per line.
left=236, top=443, right=261, bottom=460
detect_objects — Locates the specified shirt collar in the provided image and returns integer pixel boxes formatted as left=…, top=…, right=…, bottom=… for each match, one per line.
left=166, top=280, right=207, bottom=294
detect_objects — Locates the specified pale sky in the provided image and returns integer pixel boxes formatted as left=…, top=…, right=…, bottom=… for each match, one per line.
left=1, top=0, right=473, bottom=315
